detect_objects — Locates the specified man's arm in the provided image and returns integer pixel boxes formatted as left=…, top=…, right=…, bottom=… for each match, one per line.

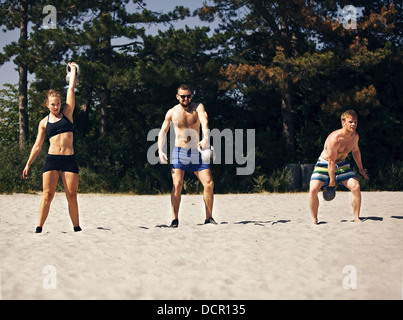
left=196, top=103, right=210, bottom=149
left=352, top=135, right=369, bottom=180
left=326, top=137, right=339, bottom=187
left=158, top=110, right=172, bottom=164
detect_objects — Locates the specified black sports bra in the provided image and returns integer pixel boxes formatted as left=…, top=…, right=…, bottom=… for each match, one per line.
left=46, top=113, right=74, bottom=139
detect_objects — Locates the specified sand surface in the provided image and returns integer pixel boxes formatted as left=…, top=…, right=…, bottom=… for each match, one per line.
left=0, top=192, right=402, bottom=300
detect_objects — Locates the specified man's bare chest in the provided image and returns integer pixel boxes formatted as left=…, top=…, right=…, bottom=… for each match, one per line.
left=172, top=110, right=199, bottom=128
left=337, top=139, right=355, bottom=154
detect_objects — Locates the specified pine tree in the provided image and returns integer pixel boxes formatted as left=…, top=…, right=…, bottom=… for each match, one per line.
left=0, top=0, right=88, bottom=148
left=196, top=0, right=398, bottom=160
left=71, top=0, right=189, bottom=139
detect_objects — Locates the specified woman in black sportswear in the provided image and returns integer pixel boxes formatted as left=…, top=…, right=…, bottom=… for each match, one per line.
left=23, top=62, right=81, bottom=233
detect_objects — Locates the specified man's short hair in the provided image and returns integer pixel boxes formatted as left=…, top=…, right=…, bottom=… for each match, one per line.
left=341, top=110, right=358, bottom=123
left=177, top=84, right=191, bottom=92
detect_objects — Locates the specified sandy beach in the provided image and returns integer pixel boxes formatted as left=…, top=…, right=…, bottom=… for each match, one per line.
left=0, top=191, right=402, bottom=300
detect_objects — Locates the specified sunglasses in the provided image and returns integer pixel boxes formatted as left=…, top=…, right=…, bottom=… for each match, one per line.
left=178, top=94, right=192, bottom=99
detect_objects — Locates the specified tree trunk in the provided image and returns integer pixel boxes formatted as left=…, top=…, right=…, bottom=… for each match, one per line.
left=99, top=35, right=112, bottom=139
left=79, top=84, right=92, bottom=136
left=99, top=91, right=110, bottom=139
left=18, top=1, right=29, bottom=149
left=280, top=80, right=295, bottom=158
left=254, top=2, right=297, bottom=157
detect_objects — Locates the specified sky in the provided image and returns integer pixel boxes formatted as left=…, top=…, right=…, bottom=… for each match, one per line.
left=0, top=0, right=218, bottom=89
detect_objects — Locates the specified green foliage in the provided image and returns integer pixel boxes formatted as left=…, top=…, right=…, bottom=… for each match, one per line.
left=251, top=175, right=268, bottom=193
left=0, top=84, right=19, bottom=143
left=251, top=168, right=292, bottom=193
left=0, top=1, right=401, bottom=194
left=0, top=142, right=44, bottom=193
left=373, top=162, right=403, bottom=191
left=266, top=168, right=292, bottom=193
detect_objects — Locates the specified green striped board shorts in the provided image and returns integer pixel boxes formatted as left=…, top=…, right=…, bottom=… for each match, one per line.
left=310, top=157, right=357, bottom=186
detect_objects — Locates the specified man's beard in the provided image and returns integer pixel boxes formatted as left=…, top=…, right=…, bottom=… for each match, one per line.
left=180, top=101, right=191, bottom=108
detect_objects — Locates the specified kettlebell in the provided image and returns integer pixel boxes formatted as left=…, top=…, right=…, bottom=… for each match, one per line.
left=323, top=185, right=337, bottom=201
left=197, top=145, right=216, bottom=164
left=66, top=63, right=80, bottom=84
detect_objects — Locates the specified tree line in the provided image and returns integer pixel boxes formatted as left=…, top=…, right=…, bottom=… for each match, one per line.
left=0, top=0, right=402, bottom=194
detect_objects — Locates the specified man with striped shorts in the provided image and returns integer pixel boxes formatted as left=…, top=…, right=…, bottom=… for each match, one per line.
left=308, top=110, right=369, bottom=224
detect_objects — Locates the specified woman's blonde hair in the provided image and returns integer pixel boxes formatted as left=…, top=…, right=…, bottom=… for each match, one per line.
left=45, top=89, right=62, bottom=105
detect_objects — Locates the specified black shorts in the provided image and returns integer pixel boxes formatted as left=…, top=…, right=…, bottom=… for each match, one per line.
left=42, top=154, right=79, bottom=174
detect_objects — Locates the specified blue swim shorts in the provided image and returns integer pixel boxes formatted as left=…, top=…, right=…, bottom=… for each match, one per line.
left=171, top=146, right=210, bottom=172
left=310, top=157, right=357, bottom=186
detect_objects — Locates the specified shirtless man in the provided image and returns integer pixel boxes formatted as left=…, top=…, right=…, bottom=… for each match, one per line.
left=308, top=110, right=369, bottom=224
left=158, top=84, right=216, bottom=228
